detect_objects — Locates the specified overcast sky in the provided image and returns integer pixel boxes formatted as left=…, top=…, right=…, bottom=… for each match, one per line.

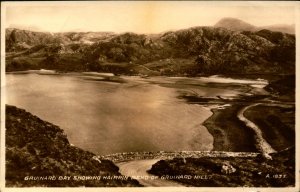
left=3, top=1, right=297, bottom=34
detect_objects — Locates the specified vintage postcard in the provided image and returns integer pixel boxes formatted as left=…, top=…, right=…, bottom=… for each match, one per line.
left=1, top=1, right=299, bottom=192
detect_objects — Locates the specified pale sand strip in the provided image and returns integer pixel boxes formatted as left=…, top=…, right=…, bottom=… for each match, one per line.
left=237, top=103, right=276, bottom=159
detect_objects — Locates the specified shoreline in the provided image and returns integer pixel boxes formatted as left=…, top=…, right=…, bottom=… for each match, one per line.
left=147, top=99, right=295, bottom=187
left=203, top=104, right=258, bottom=152
left=5, top=70, right=278, bottom=82
left=202, top=100, right=295, bottom=154
left=5, top=69, right=293, bottom=78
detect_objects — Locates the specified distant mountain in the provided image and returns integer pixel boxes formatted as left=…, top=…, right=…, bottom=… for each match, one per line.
left=260, top=24, right=295, bottom=35
left=215, top=18, right=256, bottom=32
left=5, top=25, right=295, bottom=76
left=214, top=18, right=295, bottom=34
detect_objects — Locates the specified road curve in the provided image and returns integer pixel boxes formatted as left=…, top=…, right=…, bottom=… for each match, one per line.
left=117, top=159, right=184, bottom=187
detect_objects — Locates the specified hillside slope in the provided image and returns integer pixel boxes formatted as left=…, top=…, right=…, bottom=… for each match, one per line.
left=6, top=105, right=141, bottom=187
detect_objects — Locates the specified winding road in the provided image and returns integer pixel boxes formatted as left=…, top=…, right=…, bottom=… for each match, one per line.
left=117, top=159, right=184, bottom=187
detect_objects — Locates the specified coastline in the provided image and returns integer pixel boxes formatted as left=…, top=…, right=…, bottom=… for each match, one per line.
left=203, top=104, right=258, bottom=152
left=146, top=99, right=295, bottom=187
left=202, top=101, right=295, bottom=153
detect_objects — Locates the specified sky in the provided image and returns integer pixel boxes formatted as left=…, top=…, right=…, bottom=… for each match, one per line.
left=3, top=1, right=297, bottom=34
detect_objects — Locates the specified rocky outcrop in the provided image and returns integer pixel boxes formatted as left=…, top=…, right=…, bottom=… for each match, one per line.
left=220, top=162, right=236, bottom=174
left=5, top=105, right=141, bottom=187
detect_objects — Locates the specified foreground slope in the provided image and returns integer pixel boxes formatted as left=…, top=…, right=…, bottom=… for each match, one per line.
left=149, top=147, right=295, bottom=187
left=5, top=105, right=141, bottom=187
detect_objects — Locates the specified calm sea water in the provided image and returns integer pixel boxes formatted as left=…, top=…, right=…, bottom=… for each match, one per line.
left=6, top=73, right=266, bottom=155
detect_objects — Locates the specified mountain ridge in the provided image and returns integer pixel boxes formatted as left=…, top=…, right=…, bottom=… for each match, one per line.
left=5, top=18, right=295, bottom=77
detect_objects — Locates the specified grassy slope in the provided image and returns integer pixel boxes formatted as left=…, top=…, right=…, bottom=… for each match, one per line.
left=6, top=105, right=141, bottom=187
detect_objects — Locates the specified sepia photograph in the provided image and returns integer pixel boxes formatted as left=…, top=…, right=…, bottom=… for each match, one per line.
left=1, top=1, right=299, bottom=192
